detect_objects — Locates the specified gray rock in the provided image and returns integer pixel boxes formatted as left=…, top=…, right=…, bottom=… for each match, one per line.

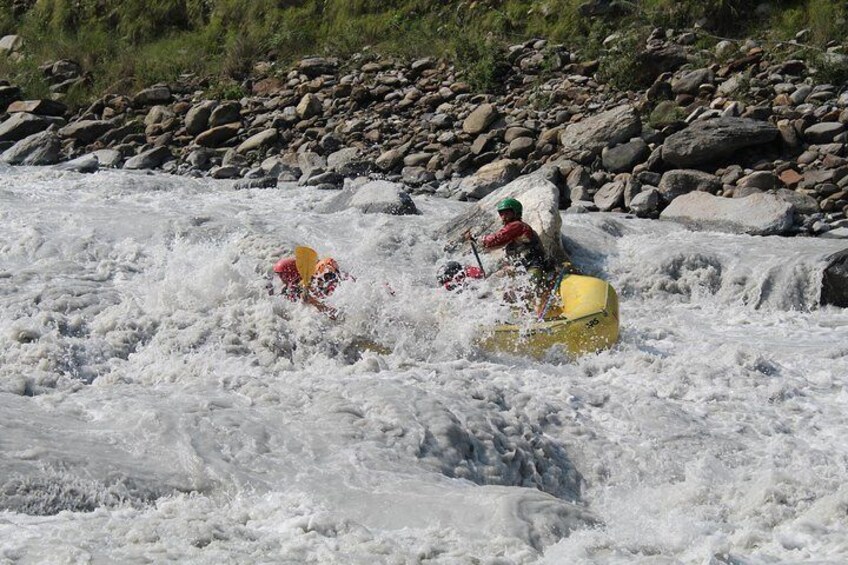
left=7, top=99, right=66, bottom=117
left=318, top=180, right=419, bottom=215
left=236, top=128, right=278, bottom=153
left=457, top=159, right=522, bottom=200
left=0, top=130, right=61, bottom=165
left=300, top=170, right=343, bottom=187
left=209, top=101, right=242, bottom=128
left=185, top=101, right=216, bottom=136
left=59, top=120, right=113, bottom=144
left=658, top=169, right=721, bottom=202
left=55, top=154, right=99, bottom=173
left=144, top=105, right=175, bottom=126
left=124, top=146, right=173, bottom=170
left=737, top=171, right=777, bottom=190
left=234, top=176, right=278, bottom=190
left=0, top=35, right=22, bottom=54
left=92, top=149, right=123, bottom=168
left=822, top=248, right=848, bottom=306
left=733, top=185, right=763, bottom=198
left=0, top=113, right=58, bottom=143
left=601, top=138, right=649, bottom=173
left=298, top=57, right=338, bottom=78
left=594, top=180, right=626, bottom=211
left=660, top=192, right=795, bottom=235
left=804, top=122, right=845, bottom=144
left=775, top=188, right=819, bottom=215
left=296, top=93, right=322, bottom=119
left=506, top=137, right=534, bottom=158
left=463, top=103, right=498, bottom=135
left=327, top=147, right=370, bottom=175
left=663, top=117, right=779, bottom=168
left=671, top=68, right=714, bottom=95
left=210, top=165, right=240, bottom=179
left=376, top=148, right=404, bottom=171
left=133, top=86, right=172, bottom=107
left=195, top=123, right=241, bottom=147
left=401, top=166, right=434, bottom=185
left=439, top=166, right=566, bottom=263
left=629, top=187, right=661, bottom=217
left=560, top=105, right=641, bottom=161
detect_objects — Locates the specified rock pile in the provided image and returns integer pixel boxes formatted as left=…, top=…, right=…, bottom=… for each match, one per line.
left=2, top=29, right=848, bottom=236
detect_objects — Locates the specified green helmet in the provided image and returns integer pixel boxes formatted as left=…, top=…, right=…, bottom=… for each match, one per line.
left=497, top=197, right=522, bottom=217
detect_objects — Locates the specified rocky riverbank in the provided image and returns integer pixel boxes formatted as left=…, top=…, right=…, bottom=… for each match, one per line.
left=2, top=27, right=848, bottom=240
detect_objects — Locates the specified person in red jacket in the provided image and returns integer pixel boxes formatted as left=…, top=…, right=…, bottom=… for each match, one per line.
left=465, top=197, right=548, bottom=277
left=270, top=256, right=342, bottom=319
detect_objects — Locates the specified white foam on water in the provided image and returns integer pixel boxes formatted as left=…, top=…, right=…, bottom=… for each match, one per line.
left=2, top=168, right=848, bottom=563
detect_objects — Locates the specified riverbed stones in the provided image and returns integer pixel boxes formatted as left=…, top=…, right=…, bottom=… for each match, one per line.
left=660, top=191, right=794, bottom=235
left=319, top=180, right=418, bottom=215
left=132, top=85, right=172, bottom=107
left=195, top=123, right=241, bottom=147
left=7, top=99, right=67, bottom=117
left=185, top=101, right=216, bottom=135
left=457, top=159, right=521, bottom=200
left=236, top=128, right=278, bottom=153
left=601, top=138, right=649, bottom=173
left=123, top=146, right=172, bottom=170
left=804, top=122, right=845, bottom=144
left=59, top=120, right=113, bottom=144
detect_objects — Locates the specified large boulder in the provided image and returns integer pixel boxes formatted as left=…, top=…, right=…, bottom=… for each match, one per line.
left=7, top=99, right=67, bottom=117
left=195, top=123, right=241, bottom=147
left=0, top=130, right=61, bottom=165
left=601, top=138, right=649, bottom=173
left=438, top=166, right=566, bottom=264
left=0, top=113, right=60, bottom=143
left=317, top=180, right=419, bottom=215
left=185, top=101, right=216, bottom=135
left=463, top=103, right=499, bottom=135
left=821, top=249, right=848, bottom=307
left=559, top=105, right=641, bottom=162
left=660, top=192, right=794, bottom=235
left=663, top=117, right=778, bottom=168
left=236, top=128, right=278, bottom=153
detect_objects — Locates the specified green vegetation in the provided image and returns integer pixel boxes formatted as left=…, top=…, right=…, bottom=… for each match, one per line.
left=0, top=0, right=845, bottom=106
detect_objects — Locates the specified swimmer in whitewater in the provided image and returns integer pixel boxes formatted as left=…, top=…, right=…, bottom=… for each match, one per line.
left=268, top=255, right=344, bottom=319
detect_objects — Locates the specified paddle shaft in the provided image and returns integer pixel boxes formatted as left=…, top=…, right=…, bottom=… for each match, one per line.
left=537, top=266, right=570, bottom=322
left=469, top=238, right=486, bottom=278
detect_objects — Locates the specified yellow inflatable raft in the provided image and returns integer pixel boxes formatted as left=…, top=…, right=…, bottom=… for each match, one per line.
left=481, top=274, right=620, bottom=358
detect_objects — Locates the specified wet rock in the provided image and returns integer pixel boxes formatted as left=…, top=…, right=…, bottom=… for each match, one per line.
left=55, top=154, right=99, bottom=173
left=327, top=147, right=370, bottom=175
left=660, top=192, right=794, bottom=235
left=318, top=180, right=419, bottom=215
left=821, top=249, right=848, bottom=306
left=234, top=176, right=278, bottom=190
left=91, top=149, right=123, bottom=168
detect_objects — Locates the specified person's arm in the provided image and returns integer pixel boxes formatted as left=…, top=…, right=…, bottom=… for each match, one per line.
left=482, top=222, right=525, bottom=249
left=304, top=293, right=338, bottom=320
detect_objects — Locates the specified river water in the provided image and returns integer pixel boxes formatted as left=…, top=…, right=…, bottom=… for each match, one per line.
left=1, top=167, right=847, bottom=564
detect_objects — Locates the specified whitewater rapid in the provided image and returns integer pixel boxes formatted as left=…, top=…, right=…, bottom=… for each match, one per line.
left=2, top=167, right=848, bottom=564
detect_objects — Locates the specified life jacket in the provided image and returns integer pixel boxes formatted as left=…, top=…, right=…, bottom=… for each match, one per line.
left=482, top=220, right=547, bottom=270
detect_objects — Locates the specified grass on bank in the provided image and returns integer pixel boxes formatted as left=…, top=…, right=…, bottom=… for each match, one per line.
left=0, top=0, right=845, bottom=109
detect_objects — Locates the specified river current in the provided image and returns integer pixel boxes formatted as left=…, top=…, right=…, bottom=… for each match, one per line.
left=1, top=167, right=847, bottom=564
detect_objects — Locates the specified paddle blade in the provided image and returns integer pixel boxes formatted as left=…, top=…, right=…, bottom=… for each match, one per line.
left=295, top=246, right=319, bottom=288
